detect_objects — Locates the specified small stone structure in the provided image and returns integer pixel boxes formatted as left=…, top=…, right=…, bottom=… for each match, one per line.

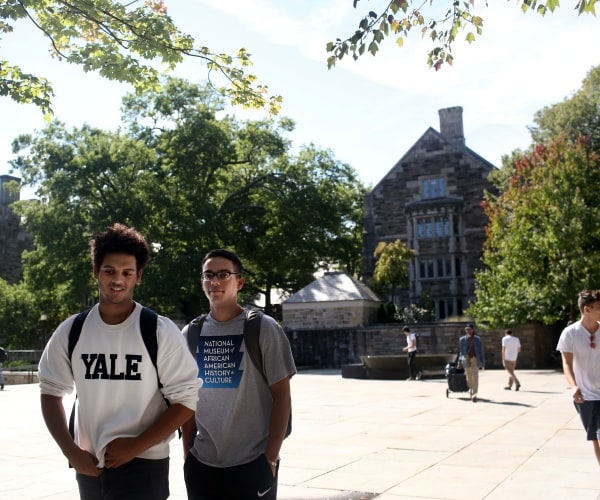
left=282, top=271, right=381, bottom=329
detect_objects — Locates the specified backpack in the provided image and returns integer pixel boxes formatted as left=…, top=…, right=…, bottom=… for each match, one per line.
left=67, top=306, right=161, bottom=439
left=0, top=347, right=6, bottom=363
left=187, top=309, right=292, bottom=438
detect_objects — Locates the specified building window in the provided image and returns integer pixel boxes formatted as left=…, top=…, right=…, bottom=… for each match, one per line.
left=422, top=177, right=446, bottom=199
left=416, top=215, right=450, bottom=240
left=420, top=259, right=453, bottom=279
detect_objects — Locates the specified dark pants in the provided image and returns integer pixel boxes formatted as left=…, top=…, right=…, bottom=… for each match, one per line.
left=408, top=351, right=420, bottom=379
left=76, top=457, right=169, bottom=500
left=184, top=453, right=278, bottom=500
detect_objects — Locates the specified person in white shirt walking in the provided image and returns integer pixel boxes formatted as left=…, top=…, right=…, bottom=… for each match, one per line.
left=402, top=326, right=421, bottom=381
left=557, top=290, right=600, bottom=466
left=501, top=329, right=521, bottom=391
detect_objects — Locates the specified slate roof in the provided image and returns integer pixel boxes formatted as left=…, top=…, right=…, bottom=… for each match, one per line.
left=284, top=272, right=381, bottom=304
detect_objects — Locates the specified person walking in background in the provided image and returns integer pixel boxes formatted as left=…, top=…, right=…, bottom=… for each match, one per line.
left=38, top=223, right=201, bottom=500
left=557, top=290, right=600, bottom=466
left=181, top=249, right=296, bottom=500
left=0, top=345, right=6, bottom=390
left=402, top=326, right=421, bottom=381
left=458, top=324, right=485, bottom=402
left=502, top=329, right=521, bottom=391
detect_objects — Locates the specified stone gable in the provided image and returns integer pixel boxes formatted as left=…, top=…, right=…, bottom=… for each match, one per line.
left=362, top=107, right=498, bottom=320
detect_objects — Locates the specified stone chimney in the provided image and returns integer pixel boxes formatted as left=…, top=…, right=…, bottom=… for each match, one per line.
left=438, top=106, right=465, bottom=147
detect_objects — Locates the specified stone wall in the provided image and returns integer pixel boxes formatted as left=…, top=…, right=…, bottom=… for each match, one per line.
left=283, top=301, right=379, bottom=330
left=287, top=322, right=559, bottom=370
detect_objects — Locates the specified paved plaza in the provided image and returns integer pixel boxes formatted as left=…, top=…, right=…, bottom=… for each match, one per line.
left=1, top=368, right=599, bottom=499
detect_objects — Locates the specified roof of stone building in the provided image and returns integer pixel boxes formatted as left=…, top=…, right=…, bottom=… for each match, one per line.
left=284, top=271, right=381, bottom=304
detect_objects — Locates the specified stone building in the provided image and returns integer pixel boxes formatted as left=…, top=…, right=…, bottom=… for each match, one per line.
left=0, top=174, right=30, bottom=283
left=362, top=106, right=497, bottom=320
left=282, top=271, right=381, bottom=330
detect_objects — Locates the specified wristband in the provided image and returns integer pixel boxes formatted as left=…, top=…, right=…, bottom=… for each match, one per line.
left=267, top=456, right=279, bottom=467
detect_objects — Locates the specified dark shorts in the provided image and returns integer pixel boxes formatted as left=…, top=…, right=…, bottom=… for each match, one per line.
left=76, top=457, right=169, bottom=500
left=574, top=400, right=600, bottom=441
left=184, top=453, right=278, bottom=500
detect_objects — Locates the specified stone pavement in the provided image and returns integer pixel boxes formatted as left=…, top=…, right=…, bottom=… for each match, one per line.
left=1, top=369, right=599, bottom=499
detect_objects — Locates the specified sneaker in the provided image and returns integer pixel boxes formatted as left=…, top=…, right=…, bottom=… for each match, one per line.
left=515, top=384, right=521, bottom=391
left=406, top=377, right=415, bottom=381
left=504, top=386, right=511, bottom=390
left=416, top=372, right=422, bottom=381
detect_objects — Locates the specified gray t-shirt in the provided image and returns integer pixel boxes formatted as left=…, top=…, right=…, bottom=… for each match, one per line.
left=183, top=310, right=296, bottom=467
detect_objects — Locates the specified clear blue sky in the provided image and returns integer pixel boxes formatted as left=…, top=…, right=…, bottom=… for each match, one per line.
left=1, top=1, right=599, bottom=198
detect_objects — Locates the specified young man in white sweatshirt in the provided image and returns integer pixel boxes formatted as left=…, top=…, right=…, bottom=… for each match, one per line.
left=38, top=223, right=201, bottom=500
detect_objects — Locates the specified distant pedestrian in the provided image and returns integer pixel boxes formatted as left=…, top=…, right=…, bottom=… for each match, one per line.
left=402, top=326, right=421, bottom=381
left=502, top=329, right=521, bottom=391
left=458, top=324, right=485, bottom=402
left=557, top=289, right=600, bottom=467
left=0, top=345, right=6, bottom=390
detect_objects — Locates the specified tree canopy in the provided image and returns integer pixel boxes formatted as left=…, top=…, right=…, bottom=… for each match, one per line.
left=7, top=78, right=365, bottom=340
left=1, top=0, right=281, bottom=116
left=468, top=65, right=600, bottom=327
left=327, top=1, right=598, bottom=71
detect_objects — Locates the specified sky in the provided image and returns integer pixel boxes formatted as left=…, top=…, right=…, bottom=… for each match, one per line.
left=1, top=1, right=600, bottom=199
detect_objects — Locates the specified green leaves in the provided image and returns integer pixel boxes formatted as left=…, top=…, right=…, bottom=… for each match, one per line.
left=1, top=0, right=281, bottom=116
left=327, top=1, right=597, bottom=71
left=371, top=240, right=415, bottom=302
left=8, top=79, right=365, bottom=322
left=469, top=138, right=600, bottom=326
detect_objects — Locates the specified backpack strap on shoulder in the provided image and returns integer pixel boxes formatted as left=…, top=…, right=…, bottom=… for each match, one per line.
left=140, top=307, right=159, bottom=385
left=186, top=314, right=208, bottom=356
left=68, top=308, right=92, bottom=362
left=243, top=310, right=266, bottom=384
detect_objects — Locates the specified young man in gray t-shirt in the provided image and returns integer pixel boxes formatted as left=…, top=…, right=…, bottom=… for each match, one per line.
left=182, top=249, right=296, bottom=500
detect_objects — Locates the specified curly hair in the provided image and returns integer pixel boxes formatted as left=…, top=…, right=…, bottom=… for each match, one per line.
left=90, top=223, right=151, bottom=271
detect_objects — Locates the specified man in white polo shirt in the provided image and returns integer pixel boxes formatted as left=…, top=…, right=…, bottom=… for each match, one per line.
left=501, top=329, right=521, bottom=391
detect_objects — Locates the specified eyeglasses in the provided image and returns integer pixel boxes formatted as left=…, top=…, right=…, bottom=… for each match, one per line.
left=201, top=271, right=241, bottom=281
left=591, top=333, right=596, bottom=349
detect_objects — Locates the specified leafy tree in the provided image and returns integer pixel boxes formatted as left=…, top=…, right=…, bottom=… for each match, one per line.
left=229, top=145, right=366, bottom=314
left=1, top=0, right=281, bottom=116
left=327, top=1, right=597, bottom=71
left=529, top=65, right=600, bottom=152
left=468, top=137, right=600, bottom=327
left=371, top=239, right=414, bottom=303
left=9, top=79, right=366, bottom=332
left=0, top=278, right=42, bottom=349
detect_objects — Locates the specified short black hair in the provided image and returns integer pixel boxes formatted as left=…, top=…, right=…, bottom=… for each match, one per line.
left=202, top=249, right=243, bottom=274
left=90, top=223, right=150, bottom=271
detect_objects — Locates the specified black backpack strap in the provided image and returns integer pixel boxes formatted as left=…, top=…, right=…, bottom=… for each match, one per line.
left=68, top=308, right=93, bottom=441
left=139, top=307, right=160, bottom=387
left=186, top=314, right=207, bottom=356
left=68, top=308, right=92, bottom=362
left=243, top=310, right=291, bottom=437
left=243, top=310, right=266, bottom=384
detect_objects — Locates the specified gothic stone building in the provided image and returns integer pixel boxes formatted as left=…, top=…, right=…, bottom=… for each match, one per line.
left=0, top=174, right=30, bottom=283
left=362, top=107, right=497, bottom=320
